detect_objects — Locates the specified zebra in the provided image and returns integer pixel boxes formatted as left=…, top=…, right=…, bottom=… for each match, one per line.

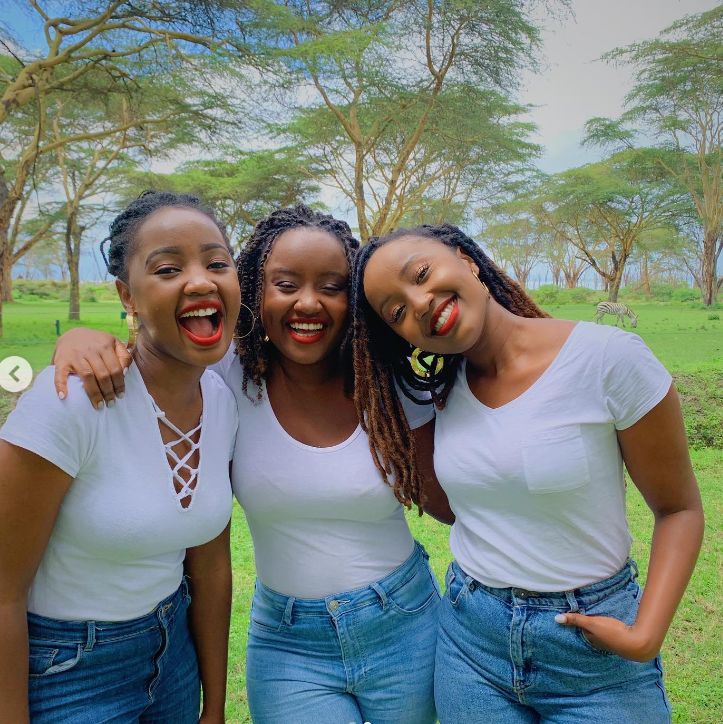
left=595, top=302, right=638, bottom=328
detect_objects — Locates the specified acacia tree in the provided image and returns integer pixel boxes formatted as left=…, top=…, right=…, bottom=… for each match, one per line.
left=120, top=148, right=323, bottom=249
left=540, top=229, right=589, bottom=288
left=482, top=215, right=543, bottom=289
left=251, top=0, right=551, bottom=240
left=0, top=0, right=248, bottom=336
left=585, top=6, right=723, bottom=304
left=526, top=151, right=685, bottom=301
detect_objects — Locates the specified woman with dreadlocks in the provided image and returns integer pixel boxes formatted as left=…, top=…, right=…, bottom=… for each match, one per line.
left=50, top=204, right=446, bottom=724
left=353, top=223, right=703, bottom=723
left=0, top=191, right=241, bottom=723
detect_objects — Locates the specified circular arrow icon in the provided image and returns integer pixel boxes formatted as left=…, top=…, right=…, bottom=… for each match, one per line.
left=0, top=356, right=33, bottom=392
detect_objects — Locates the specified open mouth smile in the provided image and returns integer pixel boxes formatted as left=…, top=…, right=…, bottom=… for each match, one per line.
left=178, top=300, right=224, bottom=347
left=430, top=295, right=458, bottom=337
left=286, top=319, right=328, bottom=344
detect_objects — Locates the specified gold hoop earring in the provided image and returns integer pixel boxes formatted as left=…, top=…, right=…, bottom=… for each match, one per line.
left=126, top=312, right=139, bottom=347
left=481, top=281, right=490, bottom=296
left=411, top=347, right=443, bottom=378
left=232, top=303, right=257, bottom=340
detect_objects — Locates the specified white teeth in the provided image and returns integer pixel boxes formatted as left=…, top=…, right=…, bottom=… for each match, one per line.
left=289, top=323, right=325, bottom=331
left=434, top=299, right=455, bottom=332
left=180, top=307, right=217, bottom=318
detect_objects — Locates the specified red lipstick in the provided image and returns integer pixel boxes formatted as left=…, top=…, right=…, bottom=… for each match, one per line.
left=177, top=300, right=224, bottom=348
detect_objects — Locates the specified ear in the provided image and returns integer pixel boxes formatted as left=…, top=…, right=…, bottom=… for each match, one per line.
left=455, top=247, right=479, bottom=276
left=116, top=279, right=135, bottom=315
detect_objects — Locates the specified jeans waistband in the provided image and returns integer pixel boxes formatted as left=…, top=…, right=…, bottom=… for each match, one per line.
left=254, top=540, right=430, bottom=619
left=27, top=578, right=189, bottom=646
left=451, top=559, right=639, bottom=611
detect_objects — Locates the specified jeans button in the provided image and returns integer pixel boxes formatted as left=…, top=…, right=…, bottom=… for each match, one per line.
left=517, top=589, right=528, bottom=599
left=468, top=582, right=476, bottom=592
left=329, top=600, right=339, bottom=612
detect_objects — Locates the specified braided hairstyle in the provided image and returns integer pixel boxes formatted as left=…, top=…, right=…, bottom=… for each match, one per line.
left=351, top=223, right=548, bottom=511
left=100, top=190, right=231, bottom=281
left=234, top=203, right=360, bottom=402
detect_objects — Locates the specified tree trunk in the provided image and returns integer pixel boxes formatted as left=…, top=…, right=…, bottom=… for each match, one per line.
left=608, top=270, right=624, bottom=302
left=701, top=230, right=718, bottom=306
left=2, top=258, right=12, bottom=302
left=642, top=255, right=651, bottom=299
left=66, top=216, right=81, bottom=320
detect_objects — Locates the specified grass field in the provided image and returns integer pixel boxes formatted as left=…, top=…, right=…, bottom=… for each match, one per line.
left=1, top=299, right=722, bottom=722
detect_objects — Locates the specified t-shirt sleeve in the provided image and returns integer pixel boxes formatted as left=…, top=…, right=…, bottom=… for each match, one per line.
left=395, top=383, right=435, bottom=430
left=601, top=330, right=672, bottom=431
left=0, top=367, right=101, bottom=476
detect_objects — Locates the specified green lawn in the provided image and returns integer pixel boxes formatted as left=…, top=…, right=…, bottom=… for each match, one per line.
left=1, top=299, right=722, bottom=722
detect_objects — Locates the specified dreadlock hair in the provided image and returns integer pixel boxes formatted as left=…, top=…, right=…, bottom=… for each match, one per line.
left=234, top=203, right=360, bottom=403
left=99, top=190, right=231, bottom=281
left=350, top=223, right=548, bottom=513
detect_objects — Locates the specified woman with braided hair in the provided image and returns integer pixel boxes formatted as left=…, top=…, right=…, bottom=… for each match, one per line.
left=51, top=203, right=447, bottom=724
left=353, top=223, right=703, bottom=723
left=0, top=191, right=241, bottom=723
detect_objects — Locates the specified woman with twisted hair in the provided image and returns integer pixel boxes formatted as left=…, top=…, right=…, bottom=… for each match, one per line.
left=353, top=223, right=703, bottom=723
left=51, top=204, right=448, bottom=724
left=0, top=191, right=241, bottom=723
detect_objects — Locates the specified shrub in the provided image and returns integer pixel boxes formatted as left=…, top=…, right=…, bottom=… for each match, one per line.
left=561, top=286, right=597, bottom=304
left=674, top=370, right=723, bottom=449
left=671, top=287, right=699, bottom=303
left=709, top=314, right=720, bottom=321
left=532, top=284, right=561, bottom=305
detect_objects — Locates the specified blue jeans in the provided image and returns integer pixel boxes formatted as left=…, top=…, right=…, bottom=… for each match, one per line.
left=436, top=560, right=671, bottom=723
left=28, top=580, right=200, bottom=724
left=246, top=541, right=440, bottom=724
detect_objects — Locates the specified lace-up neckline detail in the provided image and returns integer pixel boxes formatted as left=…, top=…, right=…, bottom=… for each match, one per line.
left=150, top=399, right=202, bottom=511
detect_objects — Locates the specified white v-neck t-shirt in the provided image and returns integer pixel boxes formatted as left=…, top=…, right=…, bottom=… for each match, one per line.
left=434, top=322, right=672, bottom=591
left=212, top=348, right=435, bottom=598
left=0, top=363, right=238, bottom=621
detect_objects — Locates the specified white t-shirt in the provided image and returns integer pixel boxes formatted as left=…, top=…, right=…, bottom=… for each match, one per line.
left=434, top=322, right=672, bottom=591
left=0, top=363, right=238, bottom=621
left=212, top=348, right=434, bottom=598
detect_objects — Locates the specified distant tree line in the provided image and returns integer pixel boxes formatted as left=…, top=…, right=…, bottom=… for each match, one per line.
left=0, top=0, right=721, bottom=337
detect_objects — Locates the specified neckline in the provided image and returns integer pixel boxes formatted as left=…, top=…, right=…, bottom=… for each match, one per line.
left=129, top=362, right=207, bottom=510
left=261, top=379, right=363, bottom=453
left=459, top=322, right=581, bottom=415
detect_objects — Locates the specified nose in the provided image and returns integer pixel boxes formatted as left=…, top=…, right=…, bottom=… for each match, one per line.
left=184, top=265, right=218, bottom=296
left=294, top=286, right=323, bottom=314
left=410, top=290, right=433, bottom=321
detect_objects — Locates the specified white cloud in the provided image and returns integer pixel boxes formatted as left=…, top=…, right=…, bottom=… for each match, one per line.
left=522, top=0, right=721, bottom=173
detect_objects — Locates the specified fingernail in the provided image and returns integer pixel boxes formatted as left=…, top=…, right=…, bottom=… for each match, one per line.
left=555, top=614, right=567, bottom=624
left=58, top=391, right=65, bottom=400
left=117, top=392, right=125, bottom=399
left=97, top=401, right=105, bottom=410
left=107, top=399, right=115, bottom=408
left=123, top=368, right=128, bottom=377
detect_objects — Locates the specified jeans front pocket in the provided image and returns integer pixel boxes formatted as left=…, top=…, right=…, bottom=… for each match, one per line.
left=28, top=642, right=83, bottom=677
left=249, top=591, right=285, bottom=634
left=522, top=425, right=590, bottom=494
left=445, top=564, right=468, bottom=608
left=577, top=579, right=641, bottom=656
left=388, top=561, right=440, bottom=616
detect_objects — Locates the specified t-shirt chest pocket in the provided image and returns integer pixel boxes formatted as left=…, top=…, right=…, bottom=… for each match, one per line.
left=521, top=425, right=590, bottom=494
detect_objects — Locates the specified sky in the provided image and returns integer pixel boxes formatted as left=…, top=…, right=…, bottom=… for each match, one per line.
left=3, top=0, right=720, bottom=280
left=522, top=0, right=721, bottom=173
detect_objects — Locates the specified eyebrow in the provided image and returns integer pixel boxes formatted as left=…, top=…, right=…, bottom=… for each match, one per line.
left=378, top=253, right=420, bottom=316
left=145, top=242, right=229, bottom=265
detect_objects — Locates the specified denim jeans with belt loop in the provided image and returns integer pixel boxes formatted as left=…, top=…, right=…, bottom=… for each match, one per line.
left=246, top=540, right=441, bottom=724
left=27, top=579, right=200, bottom=724
left=435, top=559, right=671, bottom=723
